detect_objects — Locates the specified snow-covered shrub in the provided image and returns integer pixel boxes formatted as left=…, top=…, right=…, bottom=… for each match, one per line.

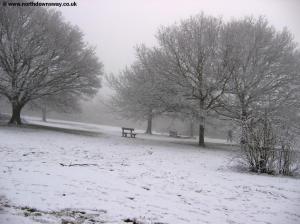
left=242, top=118, right=276, bottom=174
left=241, top=117, right=299, bottom=175
left=276, top=130, right=299, bottom=175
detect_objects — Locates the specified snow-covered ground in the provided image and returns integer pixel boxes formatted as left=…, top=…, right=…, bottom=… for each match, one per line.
left=0, top=119, right=300, bottom=224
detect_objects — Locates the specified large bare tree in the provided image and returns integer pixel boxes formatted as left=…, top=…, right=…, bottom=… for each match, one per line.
left=153, top=13, right=232, bottom=146
left=0, top=3, right=103, bottom=124
left=216, top=17, right=300, bottom=141
left=107, top=51, right=180, bottom=134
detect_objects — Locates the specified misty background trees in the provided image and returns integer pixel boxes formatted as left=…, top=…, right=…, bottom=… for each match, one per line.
left=0, top=2, right=103, bottom=124
left=107, top=46, right=183, bottom=134
left=29, top=91, right=81, bottom=122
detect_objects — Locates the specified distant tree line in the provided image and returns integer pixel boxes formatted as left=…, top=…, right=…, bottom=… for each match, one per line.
left=108, top=14, right=300, bottom=174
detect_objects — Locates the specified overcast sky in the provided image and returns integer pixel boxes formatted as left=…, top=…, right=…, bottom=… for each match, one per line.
left=59, top=0, right=300, bottom=76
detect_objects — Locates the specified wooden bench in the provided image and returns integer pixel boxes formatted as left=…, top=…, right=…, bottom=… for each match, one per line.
left=122, top=127, right=137, bottom=138
left=169, top=130, right=178, bottom=138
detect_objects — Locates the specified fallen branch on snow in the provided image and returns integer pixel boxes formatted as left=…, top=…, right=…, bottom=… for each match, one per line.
left=59, top=163, right=98, bottom=167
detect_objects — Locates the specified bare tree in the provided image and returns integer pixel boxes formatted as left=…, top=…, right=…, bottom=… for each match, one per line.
left=153, top=13, right=232, bottom=146
left=216, top=17, right=300, bottom=143
left=107, top=47, right=180, bottom=134
left=0, top=3, right=103, bottom=124
left=213, top=17, right=300, bottom=175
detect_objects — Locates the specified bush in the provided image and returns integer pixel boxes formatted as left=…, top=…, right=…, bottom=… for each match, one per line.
left=241, top=117, right=299, bottom=175
left=276, top=133, right=299, bottom=175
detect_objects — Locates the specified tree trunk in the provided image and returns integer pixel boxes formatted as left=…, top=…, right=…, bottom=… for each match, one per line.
left=9, top=103, right=23, bottom=125
left=189, top=120, right=194, bottom=137
left=240, top=109, right=247, bottom=145
left=146, top=112, right=152, bottom=134
left=199, top=122, right=205, bottom=147
left=42, top=106, right=47, bottom=122
left=198, top=99, right=205, bottom=147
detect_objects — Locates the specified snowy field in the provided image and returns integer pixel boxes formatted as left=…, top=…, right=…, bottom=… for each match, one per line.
left=0, top=119, right=300, bottom=224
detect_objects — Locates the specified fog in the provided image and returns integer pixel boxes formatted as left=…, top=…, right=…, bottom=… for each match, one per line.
left=58, top=0, right=300, bottom=75
left=48, top=0, right=299, bottom=133
left=5, top=0, right=298, bottom=135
